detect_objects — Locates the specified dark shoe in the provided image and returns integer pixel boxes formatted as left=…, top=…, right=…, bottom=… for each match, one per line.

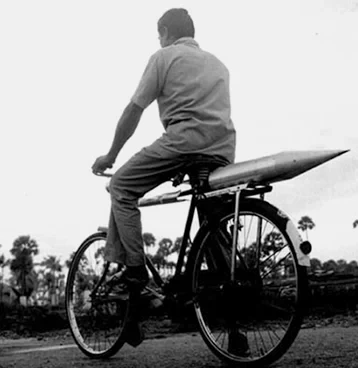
left=104, top=266, right=130, bottom=300
left=106, top=265, right=149, bottom=291
left=123, top=265, right=149, bottom=291
left=228, top=330, right=250, bottom=357
left=106, top=265, right=148, bottom=348
left=124, top=319, right=145, bottom=347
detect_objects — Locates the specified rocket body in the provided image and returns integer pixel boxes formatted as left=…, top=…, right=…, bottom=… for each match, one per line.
left=138, top=149, right=348, bottom=207
left=208, top=150, right=348, bottom=190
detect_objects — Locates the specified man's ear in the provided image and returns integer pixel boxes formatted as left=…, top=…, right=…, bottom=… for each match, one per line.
left=160, top=26, right=169, bottom=39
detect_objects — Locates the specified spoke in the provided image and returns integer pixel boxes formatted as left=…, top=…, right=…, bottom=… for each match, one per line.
left=217, top=226, right=232, bottom=245
left=243, top=215, right=254, bottom=249
left=214, top=329, right=226, bottom=347
left=105, top=335, right=112, bottom=348
left=253, top=328, right=260, bottom=355
left=259, top=243, right=289, bottom=268
left=243, top=215, right=247, bottom=247
left=222, top=329, right=228, bottom=350
left=265, top=324, right=282, bottom=344
left=88, top=246, right=94, bottom=275
left=260, top=220, right=270, bottom=242
left=261, top=253, right=291, bottom=280
left=257, top=328, right=268, bottom=355
left=266, top=330, right=275, bottom=350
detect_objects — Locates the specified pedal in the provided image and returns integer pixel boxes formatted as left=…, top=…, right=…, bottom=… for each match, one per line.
left=142, top=287, right=165, bottom=309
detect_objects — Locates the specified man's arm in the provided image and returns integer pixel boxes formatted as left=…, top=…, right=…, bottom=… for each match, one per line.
left=92, top=51, right=161, bottom=174
left=107, top=101, right=144, bottom=163
left=91, top=101, right=143, bottom=174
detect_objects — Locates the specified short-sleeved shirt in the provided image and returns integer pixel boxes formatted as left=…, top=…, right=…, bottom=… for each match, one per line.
left=131, top=37, right=236, bottom=163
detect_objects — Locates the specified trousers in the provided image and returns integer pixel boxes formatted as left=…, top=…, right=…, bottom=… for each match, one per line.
left=104, top=137, right=192, bottom=266
left=104, top=119, right=234, bottom=267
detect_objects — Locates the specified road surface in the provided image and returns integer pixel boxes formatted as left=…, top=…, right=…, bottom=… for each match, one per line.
left=1, top=326, right=358, bottom=368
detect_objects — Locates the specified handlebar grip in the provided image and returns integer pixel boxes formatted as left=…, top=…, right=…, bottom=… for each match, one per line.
left=94, top=172, right=113, bottom=178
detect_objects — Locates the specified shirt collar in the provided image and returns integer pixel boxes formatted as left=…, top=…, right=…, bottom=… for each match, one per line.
left=172, top=37, right=199, bottom=48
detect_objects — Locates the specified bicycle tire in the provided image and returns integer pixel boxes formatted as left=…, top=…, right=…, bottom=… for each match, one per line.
left=65, top=232, right=129, bottom=358
left=189, top=198, right=308, bottom=367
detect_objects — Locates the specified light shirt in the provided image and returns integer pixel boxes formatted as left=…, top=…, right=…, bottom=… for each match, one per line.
left=131, top=37, right=236, bottom=163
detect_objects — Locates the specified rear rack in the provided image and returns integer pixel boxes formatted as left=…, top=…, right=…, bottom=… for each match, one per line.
left=138, top=183, right=272, bottom=208
left=242, top=184, right=273, bottom=197
left=202, top=183, right=272, bottom=199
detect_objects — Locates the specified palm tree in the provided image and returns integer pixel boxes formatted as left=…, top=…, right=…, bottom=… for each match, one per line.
left=322, top=259, right=338, bottom=273
left=152, top=238, right=176, bottom=276
left=298, top=216, right=315, bottom=240
left=172, top=236, right=190, bottom=264
left=0, top=254, right=4, bottom=281
left=41, top=255, right=62, bottom=305
left=143, top=232, right=156, bottom=253
left=65, top=251, right=93, bottom=304
left=262, top=231, right=284, bottom=254
left=65, top=251, right=76, bottom=269
left=0, top=244, right=9, bottom=305
left=310, top=258, right=323, bottom=273
left=261, top=233, right=286, bottom=279
left=0, top=244, right=9, bottom=282
left=9, top=235, right=39, bottom=302
left=173, top=236, right=188, bottom=257
left=347, top=260, right=358, bottom=275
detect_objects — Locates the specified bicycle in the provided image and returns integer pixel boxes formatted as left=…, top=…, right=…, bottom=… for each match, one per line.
left=65, top=150, right=347, bottom=367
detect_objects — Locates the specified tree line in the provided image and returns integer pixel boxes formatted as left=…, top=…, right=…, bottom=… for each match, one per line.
left=0, top=215, right=357, bottom=305
left=0, top=236, right=64, bottom=306
left=0, top=233, right=187, bottom=306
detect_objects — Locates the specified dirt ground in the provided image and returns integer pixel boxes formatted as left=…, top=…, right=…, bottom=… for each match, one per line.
left=1, top=316, right=358, bottom=368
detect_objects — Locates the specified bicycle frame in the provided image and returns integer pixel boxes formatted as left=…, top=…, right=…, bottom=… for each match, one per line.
left=140, top=182, right=272, bottom=290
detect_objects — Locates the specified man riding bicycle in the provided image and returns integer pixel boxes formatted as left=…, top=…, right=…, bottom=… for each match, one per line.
left=91, top=7, right=236, bottom=344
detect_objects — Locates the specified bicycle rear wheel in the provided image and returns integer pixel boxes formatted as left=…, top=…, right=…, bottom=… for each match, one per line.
left=191, top=198, right=308, bottom=367
left=65, top=232, right=129, bottom=358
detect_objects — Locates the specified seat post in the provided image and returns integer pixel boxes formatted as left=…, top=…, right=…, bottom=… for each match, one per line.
left=189, top=165, right=211, bottom=193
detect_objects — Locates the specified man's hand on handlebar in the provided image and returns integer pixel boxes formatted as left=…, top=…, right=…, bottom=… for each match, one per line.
left=92, top=154, right=114, bottom=176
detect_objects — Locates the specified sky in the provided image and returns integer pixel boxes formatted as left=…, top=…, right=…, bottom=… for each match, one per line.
left=0, top=0, right=357, bottom=270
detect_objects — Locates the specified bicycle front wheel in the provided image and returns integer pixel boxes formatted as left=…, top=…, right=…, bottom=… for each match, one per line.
left=65, top=232, right=129, bottom=358
left=191, top=198, right=308, bottom=367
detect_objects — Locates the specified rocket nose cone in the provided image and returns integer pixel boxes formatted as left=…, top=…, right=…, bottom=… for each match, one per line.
left=273, top=149, right=350, bottom=182
left=298, top=149, right=349, bottom=167
left=330, top=149, right=349, bottom=155
left=337, top=149, right=350, bottom=156
left=281, top=149, right=349, bottom=165
left=318, top=149, right=350, bottom=161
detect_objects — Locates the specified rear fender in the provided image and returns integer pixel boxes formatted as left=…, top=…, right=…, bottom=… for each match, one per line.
left=276, top=209, right=311, bottom=267
left=186, top=204, right=311, bottom=272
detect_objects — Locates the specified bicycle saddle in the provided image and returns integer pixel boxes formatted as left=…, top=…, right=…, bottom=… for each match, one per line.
left=172, top=154, right=228, bottom=190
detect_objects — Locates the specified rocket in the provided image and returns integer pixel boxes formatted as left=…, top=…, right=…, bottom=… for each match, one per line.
left=209, top=149, right=349, bottom=190
left=139, top=149, right=348, bottom=207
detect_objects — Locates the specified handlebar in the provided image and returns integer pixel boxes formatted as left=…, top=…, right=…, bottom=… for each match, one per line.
left=94, top=171, right=113, bottom=178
